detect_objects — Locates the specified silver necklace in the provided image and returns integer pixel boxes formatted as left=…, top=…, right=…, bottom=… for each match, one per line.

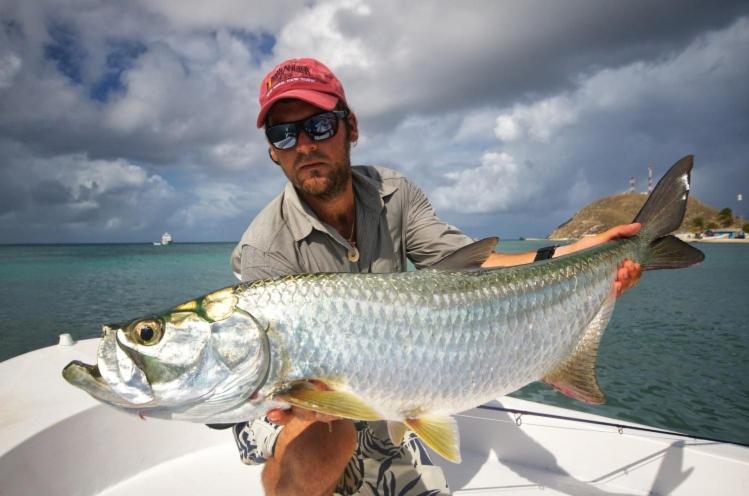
left=346, top=214, right=359, bottom=262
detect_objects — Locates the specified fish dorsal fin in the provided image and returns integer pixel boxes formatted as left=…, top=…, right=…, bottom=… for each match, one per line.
left=404, top=416, right=461, bottom=463
left=387, top=420, right=408, bottom=446
left=542, top=291, right=616, bottom=404
left=274, top=382, right=382, bottom=421
left=431, top=237, right=498, bottom=270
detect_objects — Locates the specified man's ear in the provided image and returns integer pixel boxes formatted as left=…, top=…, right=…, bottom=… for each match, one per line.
left=268, top=147, right=280, bottom=165
left=347, top=112, right=359, bottom=143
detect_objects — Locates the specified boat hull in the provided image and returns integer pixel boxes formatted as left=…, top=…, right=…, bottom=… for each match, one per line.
left=2, top=339, right=748, bottom=495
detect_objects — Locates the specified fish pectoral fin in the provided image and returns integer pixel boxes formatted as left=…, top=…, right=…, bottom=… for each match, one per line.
left=387, top=420, right=408, bottom=446
left=542, top=291, right=616, bottom=405
left=274, top=383, right=382, bottom=421
left=404, top=415, right=461, bottom=463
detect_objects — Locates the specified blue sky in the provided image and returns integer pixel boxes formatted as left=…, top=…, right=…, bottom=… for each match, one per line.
left=1, top=0, right=748, bottom=243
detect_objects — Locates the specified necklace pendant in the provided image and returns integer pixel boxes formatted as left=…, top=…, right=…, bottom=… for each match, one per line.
left=347, top=246, right=360, bottom=263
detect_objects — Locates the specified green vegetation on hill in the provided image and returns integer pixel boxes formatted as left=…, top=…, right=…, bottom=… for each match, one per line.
left=548, top=193, right=740, bottom=239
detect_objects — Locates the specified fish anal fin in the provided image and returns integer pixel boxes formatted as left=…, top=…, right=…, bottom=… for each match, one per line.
left=542, top=292, right=616, bottom=405
left=274, top=382, right=382, bottom=421
left=387, top=421, right=408, bottom=446
left=404, top=416, right=461, bottom=463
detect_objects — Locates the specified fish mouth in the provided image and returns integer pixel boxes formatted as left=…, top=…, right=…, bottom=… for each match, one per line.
left=62, top=360, right=134, bottom=408
left=62, top=326, right=155, bottom=407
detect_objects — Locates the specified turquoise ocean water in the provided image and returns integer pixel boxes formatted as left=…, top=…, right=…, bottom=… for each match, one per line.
left=1, top=241, right=747, bottom=445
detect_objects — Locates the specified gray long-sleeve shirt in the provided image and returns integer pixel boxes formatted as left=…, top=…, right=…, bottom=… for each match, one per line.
left=231, top=165, right=472, bottom=280
left=230, top=165, right=471, bottom=495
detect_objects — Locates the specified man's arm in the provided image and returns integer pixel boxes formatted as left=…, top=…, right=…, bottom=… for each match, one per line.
left=481, top=223, right=643, bottom=297
left=401, top=177, right=642, bottom=297
left=403, top=179, right=475, bottom=268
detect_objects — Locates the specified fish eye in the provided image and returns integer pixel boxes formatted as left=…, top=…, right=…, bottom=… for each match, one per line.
left=131, top=319, right=164, bottom=346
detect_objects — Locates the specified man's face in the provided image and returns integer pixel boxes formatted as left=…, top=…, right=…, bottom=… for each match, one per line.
left=266, top=99, right=357, bottom=200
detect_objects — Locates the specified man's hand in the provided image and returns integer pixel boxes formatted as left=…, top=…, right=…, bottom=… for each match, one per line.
left=557, top=223, right=643, bottom=298
left=262, top=382, right=356, bottom=496
left=266, top=379, right=343, bottom=426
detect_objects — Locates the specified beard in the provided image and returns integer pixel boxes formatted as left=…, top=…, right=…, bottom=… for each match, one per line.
left=292, top=143, right=352, bottom=201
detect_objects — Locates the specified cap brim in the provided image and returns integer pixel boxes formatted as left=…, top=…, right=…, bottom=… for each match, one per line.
left=256, top=90, right=339, bottom=128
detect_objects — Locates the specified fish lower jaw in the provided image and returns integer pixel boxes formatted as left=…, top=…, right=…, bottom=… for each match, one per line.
left=63, top=360, right=150, bottom=408
left=62, top=361, right=111, bottom=398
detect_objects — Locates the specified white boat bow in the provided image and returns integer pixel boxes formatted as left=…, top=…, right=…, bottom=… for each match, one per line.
left=1, top=338, right=747, bottom=495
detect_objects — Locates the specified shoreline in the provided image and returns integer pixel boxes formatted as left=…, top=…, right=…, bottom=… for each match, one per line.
left=692, top=237, right=749, bottom=244
left=676, top=233, right=749, bottom=244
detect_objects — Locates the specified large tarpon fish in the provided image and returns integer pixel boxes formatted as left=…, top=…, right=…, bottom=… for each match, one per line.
left=63, top=156, right=704, bottom=462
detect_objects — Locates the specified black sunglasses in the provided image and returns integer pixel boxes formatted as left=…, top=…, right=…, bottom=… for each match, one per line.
left=265, top=110, right=348, bottom=150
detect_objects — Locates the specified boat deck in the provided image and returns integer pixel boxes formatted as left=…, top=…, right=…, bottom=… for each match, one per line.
left=2, top=338, right=747, bottom=495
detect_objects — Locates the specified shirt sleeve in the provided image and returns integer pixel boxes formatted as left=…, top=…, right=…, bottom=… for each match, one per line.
left=239, top=244, right=301, bottom=282
left=404, top=179, right=474, bottom=269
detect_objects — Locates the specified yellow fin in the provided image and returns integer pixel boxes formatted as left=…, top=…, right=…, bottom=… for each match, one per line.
left=275, top=384, right=382, bottom=421
left=404, top=416, right=461, bottom=463
left=387, top=421, right=408, bottom=446
left=542, top=292, right=616, bottom=404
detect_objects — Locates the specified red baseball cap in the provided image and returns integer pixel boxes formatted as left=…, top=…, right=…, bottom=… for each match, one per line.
left=256, top=58, right=347, bottom=128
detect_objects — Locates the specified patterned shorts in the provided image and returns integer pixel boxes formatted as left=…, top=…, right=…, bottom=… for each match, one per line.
left=233, top=419, right=450, bottom=495
left=335, top=421, right=450, bottom=495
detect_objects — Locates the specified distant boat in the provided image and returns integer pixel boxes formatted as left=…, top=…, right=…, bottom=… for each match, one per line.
left=153, top=232, right=173, bottom=246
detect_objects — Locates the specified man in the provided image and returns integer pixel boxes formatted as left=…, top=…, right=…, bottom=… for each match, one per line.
left=230, top=58, right=642, bottom=496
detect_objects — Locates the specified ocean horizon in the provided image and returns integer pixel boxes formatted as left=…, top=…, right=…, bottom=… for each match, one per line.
left=1, top=241, right=747, bottom=447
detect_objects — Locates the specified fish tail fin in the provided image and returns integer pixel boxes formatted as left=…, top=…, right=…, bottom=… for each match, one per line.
left=632, top=155, right=704, bottom=270
left=641, top=235, right=704, bottom=270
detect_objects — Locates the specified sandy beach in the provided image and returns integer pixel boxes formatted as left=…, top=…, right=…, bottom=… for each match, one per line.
left=676, top=233, right=749, bottom=244
left=693, top=237, right=749, bottom=244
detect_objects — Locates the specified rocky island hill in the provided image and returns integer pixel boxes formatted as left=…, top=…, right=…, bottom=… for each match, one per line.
left=548, top=192, right=743, bottom=240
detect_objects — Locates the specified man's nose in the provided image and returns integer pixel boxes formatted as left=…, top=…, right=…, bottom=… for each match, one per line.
left=294, top=130, right=317, bottom=154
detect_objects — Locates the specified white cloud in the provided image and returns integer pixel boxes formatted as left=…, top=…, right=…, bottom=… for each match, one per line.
left=430, top=152, right=542, bottom=214
left=493, top=115, right=521, bottom=142
left=0, top=51, right=22, bottom=89
left=494, top=96, right=578, bottom=143
left=273, top=0, right=373, bottom=70
left=0, top=145, right=178, bottom=238
left=138, top=0, right=305, bottom=31
left=103, top=32, right=258, bottom=146
left=169, top=175, right=281, bottom=228
left=455, top=108, right=502, bottom=144
left=493, top=16, right=749, bottom=146
left=0, top=1, right=747, bottom=241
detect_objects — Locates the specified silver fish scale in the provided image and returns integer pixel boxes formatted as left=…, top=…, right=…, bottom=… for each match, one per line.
left=238, top=241, right=634, bottom=419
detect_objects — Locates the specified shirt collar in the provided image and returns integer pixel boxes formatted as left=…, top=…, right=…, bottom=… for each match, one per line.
left=282, top=166, right=399, bottom=242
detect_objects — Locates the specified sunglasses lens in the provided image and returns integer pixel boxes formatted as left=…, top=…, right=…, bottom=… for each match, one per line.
left=304, top=113, right=338, bottom=141
left=266, top=111, right=346, bottom=150
left=266, top=124, right=298, bottom=150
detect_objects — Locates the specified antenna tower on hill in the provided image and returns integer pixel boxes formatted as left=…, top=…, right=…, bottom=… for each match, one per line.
left=647, top=166, right=653, bottom=193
